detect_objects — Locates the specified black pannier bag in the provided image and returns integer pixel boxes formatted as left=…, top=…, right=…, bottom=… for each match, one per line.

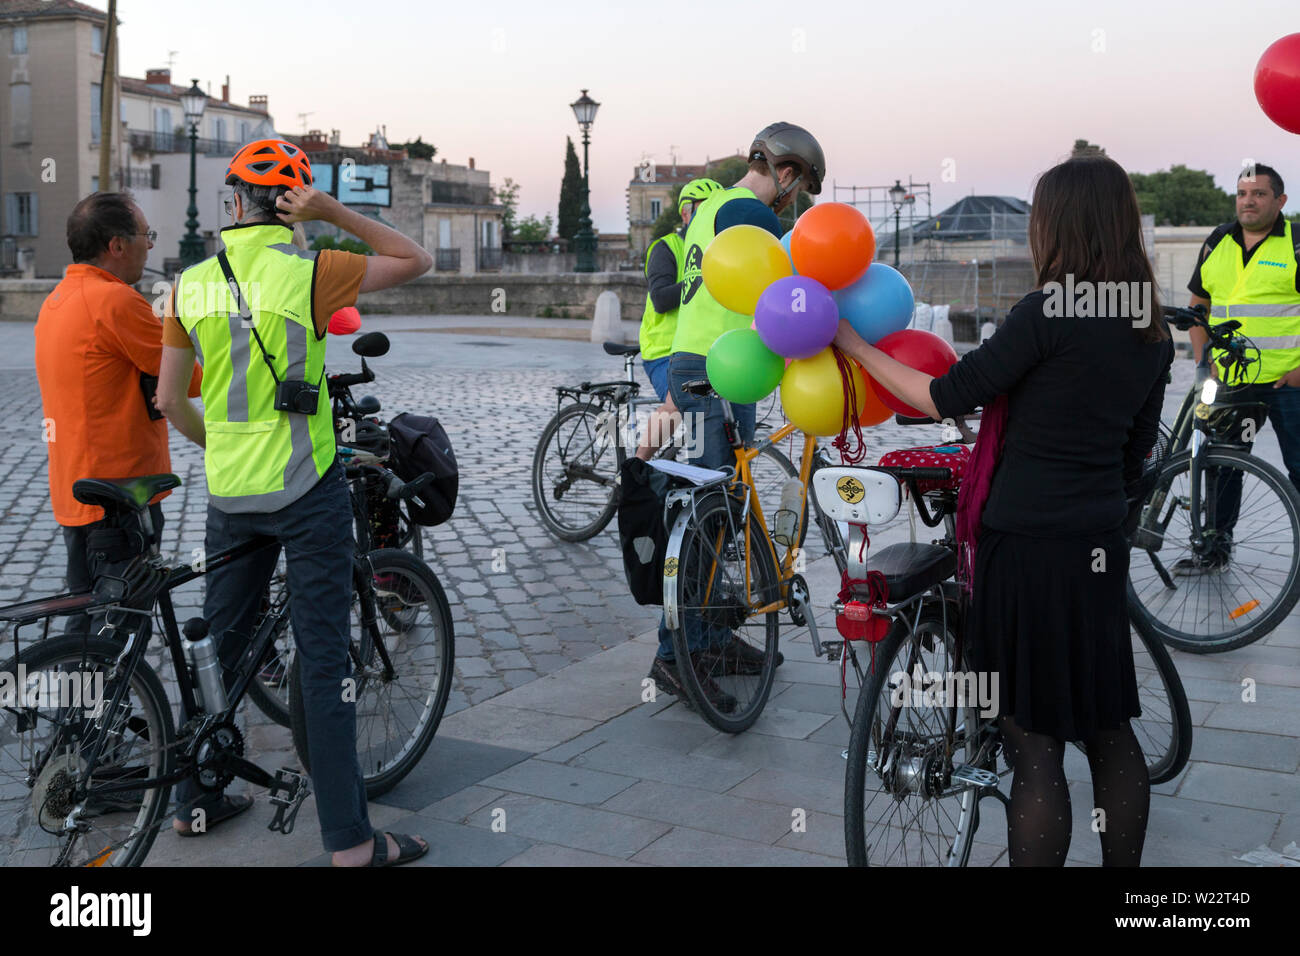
left=617, top=458, right=682, bottom=606
left=386, top=412, right=459, bottom=526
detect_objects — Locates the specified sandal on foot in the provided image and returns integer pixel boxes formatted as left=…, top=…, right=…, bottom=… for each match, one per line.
left=175, top=794, right=254, bottom=836
left=368, top=831, right=428, bottom=867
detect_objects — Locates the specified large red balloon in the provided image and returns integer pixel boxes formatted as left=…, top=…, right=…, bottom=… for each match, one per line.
left=870, top=329, right=958, bottom=417
left=1255, top=33, right=1300, bottom=134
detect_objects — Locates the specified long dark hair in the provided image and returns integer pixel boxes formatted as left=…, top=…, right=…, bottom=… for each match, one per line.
left=1029, top=156, right=1169, bottom=343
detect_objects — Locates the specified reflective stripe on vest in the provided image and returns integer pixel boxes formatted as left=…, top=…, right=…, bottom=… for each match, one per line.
left=1199, top=219, right=1300, bottom=383
left=177, top=223, right=335, bottom=513
left=670, top=186, right=762, bottom=357
left=639, top=232, right=685, bottom=361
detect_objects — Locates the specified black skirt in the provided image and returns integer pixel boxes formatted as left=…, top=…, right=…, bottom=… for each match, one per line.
left=966, top=526, right=1141, bottom=742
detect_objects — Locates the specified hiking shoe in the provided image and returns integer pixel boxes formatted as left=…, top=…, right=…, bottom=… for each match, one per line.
left=687, top=653, right=738, bottom=713
left=698, top=635, right=783, bottom=676
left=647, top=656, right=689, bottom=704
left=1172, top=552, right=1231, bottom=576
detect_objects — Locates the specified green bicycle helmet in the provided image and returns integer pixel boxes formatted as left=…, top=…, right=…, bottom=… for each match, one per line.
left=677, top=177, right=724, bottom=212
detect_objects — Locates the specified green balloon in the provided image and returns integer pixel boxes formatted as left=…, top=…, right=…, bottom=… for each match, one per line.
left=706, top=328, right=786, bottom=404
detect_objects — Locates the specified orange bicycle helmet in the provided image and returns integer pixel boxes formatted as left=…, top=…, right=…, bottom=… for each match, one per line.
left=225, top=139, right=313, bottom=189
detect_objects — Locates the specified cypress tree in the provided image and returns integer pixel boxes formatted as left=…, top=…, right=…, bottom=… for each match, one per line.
left=558, top=137, right=585, bottom=241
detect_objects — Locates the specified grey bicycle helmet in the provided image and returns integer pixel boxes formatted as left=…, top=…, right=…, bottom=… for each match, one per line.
left=749, top=122, right=826, bottom=202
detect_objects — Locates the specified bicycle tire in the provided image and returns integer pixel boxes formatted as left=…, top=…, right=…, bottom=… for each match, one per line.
left=0, top=635, right=174, bottom=867
left=246, top=560, right=293, bottom=729
left=531, top=401, right=623, bottom=542
left=749, top=444, right=810, bottom=553
left=844, top=599, right=986, bottom=867
left=1128, top=447, right=1300, bottom=652
left=1081, top=617, right=1192, bottom=785
left=287, top=548, right=455, bottom=798
left=667, top=490, right=782, bottom=733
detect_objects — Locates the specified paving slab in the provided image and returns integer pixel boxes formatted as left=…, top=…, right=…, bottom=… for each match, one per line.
left=630, top=826, right=839, bottom=866
left=479, top=758, right=639, bottom=805
left=463, top=793, right=670, bottom=858
left=600, top=779, right=800, bottom=844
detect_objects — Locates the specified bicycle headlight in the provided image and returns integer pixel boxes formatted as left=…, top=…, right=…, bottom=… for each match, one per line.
left=1200, top=378, right=1219, bottom=405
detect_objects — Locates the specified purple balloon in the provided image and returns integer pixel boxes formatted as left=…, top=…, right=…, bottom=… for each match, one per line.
left=753, top=275, right=838, bottom=359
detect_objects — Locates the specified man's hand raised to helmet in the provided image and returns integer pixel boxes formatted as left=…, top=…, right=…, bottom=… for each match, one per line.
left=274, top=186, right=344, bottom=225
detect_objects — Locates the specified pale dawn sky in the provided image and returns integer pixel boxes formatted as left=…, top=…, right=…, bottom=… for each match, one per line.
left=112, top=0, right=1300, bottom=230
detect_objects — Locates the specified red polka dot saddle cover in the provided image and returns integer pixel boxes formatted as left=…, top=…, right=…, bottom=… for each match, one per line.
left=875, top=444, right=970, bottom=493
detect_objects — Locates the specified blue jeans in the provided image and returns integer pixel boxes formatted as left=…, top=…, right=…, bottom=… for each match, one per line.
left=656, top=352, right=757, bottom=661
left=1211, top=382, right=1300, bottom=554
left=173, top=463, right=372, bottom=853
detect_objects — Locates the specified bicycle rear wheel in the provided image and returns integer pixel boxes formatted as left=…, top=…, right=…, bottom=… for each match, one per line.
left=0, top=635, right=174, bottom=867
left=1128, top=447, right=1300, bottom=652
left=246, top=557, right=293, bottom=728
left=667, top=490, right=782, bottom=733
left=288, top=548, right=454, bottom=798
left=748, top=444, right=809, bottom=554
left=844, top=600, right=995, bottom=867
left=532, top=401, right=623, bottom=542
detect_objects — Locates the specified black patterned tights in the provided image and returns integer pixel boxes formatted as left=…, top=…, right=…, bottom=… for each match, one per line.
left=999, top=715, right=1150, bottom=866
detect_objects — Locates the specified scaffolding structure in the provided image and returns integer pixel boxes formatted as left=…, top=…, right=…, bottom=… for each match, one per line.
left=833, top=182, right=1032, bottom=322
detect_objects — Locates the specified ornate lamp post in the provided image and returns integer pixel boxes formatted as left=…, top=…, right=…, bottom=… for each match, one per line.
left=889, top=179, right=906, bottom=269
left=178, top=79, right=207, bottom=267
left=570, top=89, right=600, bottom=273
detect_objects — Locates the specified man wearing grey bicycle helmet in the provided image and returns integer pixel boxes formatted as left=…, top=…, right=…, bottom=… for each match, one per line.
left=647, top=123, right=825, bottom=710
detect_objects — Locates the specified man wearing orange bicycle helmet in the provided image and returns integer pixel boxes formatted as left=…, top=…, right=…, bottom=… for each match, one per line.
left=156, top=139, right=434, bottom=866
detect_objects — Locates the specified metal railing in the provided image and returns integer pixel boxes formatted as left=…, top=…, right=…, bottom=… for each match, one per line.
left=435, top=248, right=460, bottom=272
left=476, top=248, right=503, bottom=271
left=128, top=129, right=243, bottom=156
left=116, top=166, right=156, bottom=190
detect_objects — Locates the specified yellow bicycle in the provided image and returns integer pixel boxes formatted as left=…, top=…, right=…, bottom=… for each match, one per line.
left=661, top=380, right=849, bottom=732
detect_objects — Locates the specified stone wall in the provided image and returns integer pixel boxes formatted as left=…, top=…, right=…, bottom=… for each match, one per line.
left=0, top=279, right=58, bottom=321
left=356, top=273, right=647, bottom=318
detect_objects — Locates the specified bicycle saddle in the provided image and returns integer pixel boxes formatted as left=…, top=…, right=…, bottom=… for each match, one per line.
left=603, top=342, right=640, bottom=356
left=866, top=542, right=957, bottom=604
left=73, top=474, right=181, bottom=512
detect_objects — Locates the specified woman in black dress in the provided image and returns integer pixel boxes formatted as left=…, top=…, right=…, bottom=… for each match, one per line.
left=833, top=155, right=1173, bottom=866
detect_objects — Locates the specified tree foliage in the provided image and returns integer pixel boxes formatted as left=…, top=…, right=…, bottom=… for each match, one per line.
left=310, top=234, right=373, bottom=255
left=513, top=213, right=553, bottom=243
left=706, top=156, right=748, bottom=187
left=558, top=137, right=584, bottom=241
left=1128, top=165, right=1235, bottom=226
left=650, top=185, right=684, bottom=241
left=495, top=177, right=521, bottom=241
left=399, top=136, right=437, bottom=160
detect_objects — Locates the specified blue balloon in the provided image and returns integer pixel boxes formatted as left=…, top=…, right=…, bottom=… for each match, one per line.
left=780, top=230, right=797, bottom=274
left=833, top=263, right=914, bottom=344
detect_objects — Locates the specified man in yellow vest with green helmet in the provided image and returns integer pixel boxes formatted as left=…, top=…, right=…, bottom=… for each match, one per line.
left=1183, top=162, right=1300, bottom=574
left=647, top=123, right=825, bottom=710
left=156, top=139, right=436, bottom=866
left=634, top=178, right=722, bottom=460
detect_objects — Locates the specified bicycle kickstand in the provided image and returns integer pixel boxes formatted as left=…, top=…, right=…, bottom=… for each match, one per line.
left=267, top=767, right=311, bottom=835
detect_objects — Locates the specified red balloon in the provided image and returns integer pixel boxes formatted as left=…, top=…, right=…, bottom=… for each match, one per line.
left=870, top=329, right=958, bottom=417
left=328, top=306, right=362, bottom=335
left=1255, top=33, right=1300, bottom=134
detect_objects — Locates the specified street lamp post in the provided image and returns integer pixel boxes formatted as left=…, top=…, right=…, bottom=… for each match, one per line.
left=570, top=89, right=600, bottom=273
left=888, top=179, right=916, bottom=270
left=178, top=79, right=207, bottom=268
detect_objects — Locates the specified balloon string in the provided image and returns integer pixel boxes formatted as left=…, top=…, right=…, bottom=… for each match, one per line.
left=831, top=346, right=866, bottom=465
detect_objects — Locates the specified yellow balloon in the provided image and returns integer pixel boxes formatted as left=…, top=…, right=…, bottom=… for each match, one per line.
left=780, top=348, right=869, bottom=437
left=702, top=225, right=793, bottom=316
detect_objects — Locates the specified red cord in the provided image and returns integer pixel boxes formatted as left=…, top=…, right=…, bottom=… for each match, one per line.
left=830, top=346, right=866, bottom=464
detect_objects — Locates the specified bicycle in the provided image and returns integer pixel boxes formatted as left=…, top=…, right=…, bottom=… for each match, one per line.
left=531, top=342, right=804, bottom=543
left=812, top=421, right=1192, bottom=866
left=1128, top=304, right=1300, bottom=652
left=659, top=378, right=851, bottom=733
left=0, top=472, right=454, bottom=866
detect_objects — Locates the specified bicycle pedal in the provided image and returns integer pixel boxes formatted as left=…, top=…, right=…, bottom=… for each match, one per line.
left=823, top=641, right=844, bottom=662
left=267, top=767, right=311, bottom=835
left=950, top=764, right=999, bottom=789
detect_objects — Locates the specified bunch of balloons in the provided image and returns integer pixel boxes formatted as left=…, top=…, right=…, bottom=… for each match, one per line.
left=701, top=202, right=955, bottom=434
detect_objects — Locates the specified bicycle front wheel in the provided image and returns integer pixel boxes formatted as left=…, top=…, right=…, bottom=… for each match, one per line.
left=288, top=548, right=454, bottom=798
left=531, top=401, right=623, bottom=542
left=1128, top=447, right=1300, bottom=652
left=667, top=490, right=782, bottom=733
left=0, top=636, right=174, bottom=867
left=844, top=600, right=993, bottom=867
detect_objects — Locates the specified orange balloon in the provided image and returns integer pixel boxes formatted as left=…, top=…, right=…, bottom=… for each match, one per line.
left=790, top=203, right=876, bottom=291
left=851, top=359, right=894, bottom=427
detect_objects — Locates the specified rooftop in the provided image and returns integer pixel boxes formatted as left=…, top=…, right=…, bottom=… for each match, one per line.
left=119, top=73, right=269, bottom=117
left=0, top=0, right=107, bottom=21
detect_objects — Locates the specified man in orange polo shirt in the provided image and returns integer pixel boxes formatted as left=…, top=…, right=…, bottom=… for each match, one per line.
left=34, top=192, right=201, bottom=633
